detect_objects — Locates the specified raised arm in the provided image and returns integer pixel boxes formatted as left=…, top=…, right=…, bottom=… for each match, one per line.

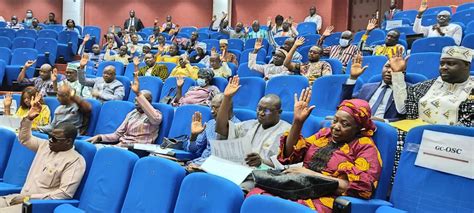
left=248, top=38, right=267, bottom=74
left=173, top=76, right=185, bottom=104
left=131, top=69, right=162, bottom=124
left=284, top=37, right=305, bottom=71
left=17, top=60, right=36, bottom=83
left=77, top=54, right=96, bottom=87
left=215, top=76, right=241, bottom=138
left=19, top=93, right=44, bottom=152
left=413, top=0, right=429, bottom=36
left=389, top=47, right=408, bottom=114
left=317, top=26, right=334, bottom=46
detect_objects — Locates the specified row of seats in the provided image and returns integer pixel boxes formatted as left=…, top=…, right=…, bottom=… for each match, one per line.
left=0, top=128, right=314, bottom=212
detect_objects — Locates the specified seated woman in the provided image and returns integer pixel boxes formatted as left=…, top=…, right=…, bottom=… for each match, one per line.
left=173, top=68, right=220, bottom=106
left=3, top=87, right=51, bottom=129
left=170, top=55, right=199, bottom=80
left=248, top=90, right=382, bottom=213
left=189, top=43, right=210, bottom=67
left=63, top=19, right=81, bottom=35
left=156, top=43, right=180, bottom=65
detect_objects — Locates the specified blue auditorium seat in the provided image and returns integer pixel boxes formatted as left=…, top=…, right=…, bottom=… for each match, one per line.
left=424, top=6, right=452, bottom=15
left=322, top=32, right=342, bottom=47
left=234, top=108, right=257, bottom=121
left=280, top=112, right=323, bottom=137
left=411, top=37, right=456, bottom=54
left=211, top=77, right=228, bottom=92
left=233, top=77, right=265, bottom=110
left=127, top=76, right=163, bottom=103
left=297, top=22, right=317, bottom=35
left=461, top=33, right=474, bottom=49
left=368, top=73, right=427, bottom=84
left=96, top=61, right=125, bottom=76
left=0, top=128, right=16, bottom=178
left=240, top=48, right=266, bottom=64
left=237, top=62, right=264, bottom=78
left=353, top=29, right=386, bottom=46
left=43, top=96, right=60, bottom=119
left=346, top=55, right=388, bottom=83
left=244, top=38, right=269, bottom=51
left=11, top=37, right=35, bottom=50
left=265, top=75, right=309, bottom=111
left=123, top=62, right=145, bottom=80
left=456, top=2, right=474, bottom=12
left=115, top=75, right=131, bottom=101
left=0, top=28, right=15, bottom=40
left=228, top=38, right=244, bottom=51
left=35, top=38, right=58, bottom=66
left=5, top=48, right=38, bottom=85
left=274, top=36, right=289, bottom=46
left=168, top=105, right=212, bottom=139
left=406, top=52, right=441, bottom=79
left=37, top=29, right=58, bottom=40
left=202, top=39, right=220, bottom=54
left=152, top=103, right=174, bottom=145
left=393, top=10, right=418, bottom=25
left=85, top=98, right=101, bottom=136
left=159, top=76, right=195, bottom=100
left=241, top=195, right=314, bottom=213
left=93, top=100, right=135, bottom=135
left=15, top=29, right=37, bottom=39
left=421, top=14, right=438, bottom=26
left=310, top=75, right=355, bottom=117
left=57, top=31, right=79, bottom=62
left=0, top=36, right=11, bottom=49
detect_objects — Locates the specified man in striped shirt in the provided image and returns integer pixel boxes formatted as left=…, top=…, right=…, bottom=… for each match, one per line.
left=318, top=26, right=360, bottom=68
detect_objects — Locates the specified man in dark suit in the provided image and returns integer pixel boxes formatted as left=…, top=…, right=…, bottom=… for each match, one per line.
left=340, top=54, right=407, bottom=121
left=124, top=10, right=144, bottom=32
left=383, top=2, right=401, bottom=22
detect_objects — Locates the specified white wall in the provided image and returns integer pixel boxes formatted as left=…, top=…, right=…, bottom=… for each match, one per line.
left=212, top=0, right=232, bottom=29
left=62, top=0, right=84, bottom=25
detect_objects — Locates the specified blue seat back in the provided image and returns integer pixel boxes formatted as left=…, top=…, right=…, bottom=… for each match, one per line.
left=281, top=112, right=323, bottom=137
left=424, top=6, right=452, bottom=16
left=0, top=47, right=11, bottom=65
left=406, top=52, right=441, bottom=79
left=466, top=22, right=474, bottom=36
left=35, top=38, right=58, bottom=64
left=298, top=45, right=312, bottom=63
left=452, top=9, right=474, bottom=26
left=123, top=62, right=145, bottom=80
left=421, top=14, right=438, bottom=26
left=240, top=48, right=266, bottom=65
left=78, top=147, right=138, bottom=212
left=233, top=77, right=265, bottom=110
left=0, top=22, right=6, bottom=28
left=461, top=33, right=474, bottom=49
left=85, top=98, right=101, bottom=136
left=346, top=56, right=388, bottom=83
left=300, top=34, right=321, bottom=48
left=228, top=38, right=244, bottom=51
left=45, top=24, right=64, bottom=32
left=12, top=37, right=35, bottom=50
left=96, top=61, right=125, bottom=76
left=11, top=48, right=38, bottom=65
left=211, top=77, right=228, bottom=92
left=411, top=37, right=456, bottom=54
left=393, top=10, right=418, bottom=25
left=237, top=62, right=264, bottom=78
left=320, top=58, right=344, bottom=75
left=58, top=31, right=79, bottom=53
left=72, top=140, right=97, bottom=199
left=116, top=75, right=131, bottom=101
left=94, top=101, right=135, bottom=135
left=2, top=138, right=36, bottom=186
left=168, top=105, right=212, bottom=138
left=356, top=29, right=386, bottom=46
left=265, top=75, right=309, bottom=111
left=43, top=96, right=60, bottom=119
left=159, top=77, right=195, bottom=100
left=121, top=157, right=186, bottom=213
left=393, top=26, right=415, bottom=35
left=127, top=76, right=163, bottom=102
left=390, top=125, right=474, bottom=212
left=274, top=36, right=289, bottom=46
left=180, top=27, right=197, bottom=35
left=152, top=103, right=174, bottom=144
left=0, top=60, right=5, bottom=85
left=82, top=26, right=101, bottom=45
left=0, top=128, right=16, bottom=177
left=310, top=75, right=349, bottom=117
left=174, top=173, right=244, bottom=213
left=0, top=36, right=11, bottom=49
left=241, top=195, right=314, bottom=213
left=0, top=28, right=15, bottom=40
left=234, top=108, right=257, bottom=121
left=15, top=29, right=37, bottom=39
left=457, top=3, right=474, bottom=12
left=197, top=27, right=210, bottom=33
left=297, top=22, right=317, bottom=35
left=38, top=29, right=58, bottom=39
left=202, top=39, right=219, bottom=54
left=244, top=38, right=269, bottom=51
left=323, top=32, right=342, bottom=47
left=197, top=32, right=209, bottom=41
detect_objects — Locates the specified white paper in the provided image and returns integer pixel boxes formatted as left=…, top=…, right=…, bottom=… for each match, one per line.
left=385, top=20, right=403, bottom=30
left=270, top=155, right=304, bottom=170
left=201, top=155, right=253, bottom=185
left=0, top=116, right=21, bottom=131
left=210, top=139, right=252, bottom=165
left=133, top=143, right=173, bottom=155
left=415, top=130, right=474, bottom=179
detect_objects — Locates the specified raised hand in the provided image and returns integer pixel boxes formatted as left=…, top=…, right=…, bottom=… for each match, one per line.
left=4, top=92, right=12, bottom=107
left=27, top=93, right=42, bottom=120
left=366, top=18, right=378, bottom=32
left=244, top=27, right=250, bottom=34
left=83, top=34, right=91, bottom=42
left=293, top=87, right=315, bottom=124
left=92, top=89, right=100, bottom=98
left=211, top=47, right=218, bottom=56
left=191, top=112, right=206, bottom=135
left=51, top=68, right=58, bottom=82
left=212, top=15, right=217, bottom=22
left=350, top=54, right=368, bottom=80
left=222, top=11, right=228, bottom=19
left=389, top=47, right=406, bottom=72
left=294, top=37, right=305, bottom=48
left=266, top=16, right=272, bottom=27
left=322, top=26, right=334, bottom=37
left=224, top=76, right=241, bottom=97
left=79, top=54, right=89, bottom=69
left=254, top=38, right=263, bottom=51
left=176, top=76, right=184, bottom=88
left=133, top=57, right=140, bottom=66
left=24, top=60, right=36, bottom=68
left=107, top=42, right=114, bottom=50
left=419, top=0, right=428, bottom=13
left=149, top=35, right=156, bottom=44
left=131, top=70, right=140, bottom=95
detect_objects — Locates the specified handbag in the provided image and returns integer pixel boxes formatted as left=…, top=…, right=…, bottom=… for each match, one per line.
left=160, top=135, right=189, bottom=150
left=252, top=169, right=339, bottom=200
left=159, top=87, right=177, bottom=105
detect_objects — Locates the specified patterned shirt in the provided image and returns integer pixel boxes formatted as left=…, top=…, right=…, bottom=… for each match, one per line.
left=322, top=45, right=360, bottom=67
left=248, top=53, right=290, bottom=79
left=104, top=50, right=130, bottom=65
left=78, top=69, right=125, bottom=102
left=15, top=105, right=50, bottom=129
left=298, top=61, right=332, bottom=84
left=183, top=117, right=240, bottom=165
left=247, top=30, right=268, bottom=39
left=38, top=103, right=85, bottom=134
left=359, top=34, right=406, bottom=58
left=138, top=64, right=169, bottom=81
left=58, top=80, right=92, bottom=98
left=170, top=64, right=199, bottom=80
left=213, top=62, right=232, bottom=78
left=20, top=77, right=54, bottom=97
left=6, top=22, right=24, bottom=30
left=101, top=95, right=162, bottom=145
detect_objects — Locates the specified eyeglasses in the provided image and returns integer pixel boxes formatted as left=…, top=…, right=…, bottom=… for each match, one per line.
left=48, top=134, right=68, bottom=143
left=256, top=107, right=278, bottom=115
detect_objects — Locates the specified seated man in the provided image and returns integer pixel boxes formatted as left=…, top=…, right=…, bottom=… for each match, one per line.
left=341, top=53, right=407, bottom=121
left=392, top=46, right=473, bottom=127
left=414, top=1, right=462, bottom=45
left=359, top=19, right=405, bottom=57
left=87, top=72, right=162, bottom=146
left=55, top=64, right=92, bottom=98
left=209, top=53, right=232, bottom=78
left=29, top=18, right=43, bottom=31
left=318, top=26, right=361, bottom=67
left=174, top=69, right=220, bottom=106
left=184, top=94, right=240, bottom=170
left=17, top=61, right=54, bottom=96
left=215, top=76, right=291, bottom=169
left=156, top=43, right=180, bottom=65
left=248, top=38, right=290, bottom=80
left=218, top=12, right=246, bottom=40
left=0, top=99, right=85, bottom=212
left=273, top=19, right=298, bottom=38
left=104, top=45, right=130, bottom=65
left=136, top=54, right=169, bottom=80
left=161, top=15, right=177, bottom=34
left=126, top=34, right=144, bottom=57
left=189, top=43, right=210, bottom=66
left=77, top=34, right=105, bottom=68
left=6, top=16, right=24, bottom=30
left=284, top=37, right=331, bottom=84
left=246, top=20, right=268, bottom=39
left=170, top=55, right=199, bottom=80
left=78, top=55, right=125, bottom=102
left=38, top=84, right=92, bottom=135
left=182, top=32, right=199, bottom=53
left=138, top=43, right=152, bottom=62
left=219, top=39, right=238, bottom=66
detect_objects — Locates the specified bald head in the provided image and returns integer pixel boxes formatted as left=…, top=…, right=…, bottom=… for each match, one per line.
left=57, top=84, right=73, bottom=105
left=102, top=65, right=116, bottom=83
left=257, top=94, right=282, bottom=128
left=261, top=94, right=281, bottom=110
left=39, top=64, right=53, bottom=81
left=341, top=31, right=353, bottom=39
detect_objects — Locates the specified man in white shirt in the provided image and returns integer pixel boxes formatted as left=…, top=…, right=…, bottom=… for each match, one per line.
left=303, top=6, right=322, bottom=33
left=413, top=1, right=462, bottom=45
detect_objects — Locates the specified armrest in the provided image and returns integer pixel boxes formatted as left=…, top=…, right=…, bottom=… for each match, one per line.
left=172, top=149, right=195, bottom=161
left=375, top=206, right=408, bottom=213
left=23, top=199, right=80, bottom=213
left=333, top=196, right=392, bottom=213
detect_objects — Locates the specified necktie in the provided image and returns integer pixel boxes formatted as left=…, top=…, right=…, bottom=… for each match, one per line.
left=371, top=85, right=388, bottom=115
